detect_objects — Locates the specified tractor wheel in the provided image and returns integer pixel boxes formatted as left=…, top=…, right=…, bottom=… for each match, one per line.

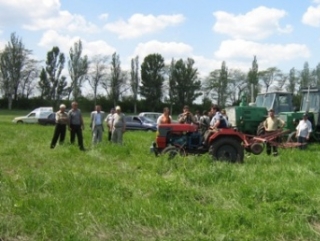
left=161, top=146, right=181, bottom=160
left=209, top=138, right=244, bottom=163
left=287, top=131, right=297, bottom=143
left=257, top=122, right=265, bottom=136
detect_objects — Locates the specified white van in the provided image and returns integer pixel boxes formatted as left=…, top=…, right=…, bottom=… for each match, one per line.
left=12, top=107, right=53, bottom=124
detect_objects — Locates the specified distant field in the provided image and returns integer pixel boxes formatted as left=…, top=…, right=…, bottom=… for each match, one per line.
left=1, top=111, right=320, bottom=240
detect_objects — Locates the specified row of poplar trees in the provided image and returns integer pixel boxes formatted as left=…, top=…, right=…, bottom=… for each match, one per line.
left=1, top=32, right=320, bottom=111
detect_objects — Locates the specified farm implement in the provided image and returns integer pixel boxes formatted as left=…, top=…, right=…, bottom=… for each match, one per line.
left=151, top=124, right=302, bottom=162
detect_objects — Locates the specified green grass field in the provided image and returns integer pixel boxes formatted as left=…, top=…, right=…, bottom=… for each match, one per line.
left=1, top=111, right=320, bottom=240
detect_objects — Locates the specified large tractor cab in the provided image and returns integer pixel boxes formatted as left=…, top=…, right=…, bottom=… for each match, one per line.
left=255, top=92, right=293, bottom=114
left=226, top=92, right=293, bottom=135
left=280, top=86, right=320, bottom=141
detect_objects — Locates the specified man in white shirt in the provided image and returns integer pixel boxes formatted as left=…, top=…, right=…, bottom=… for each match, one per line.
left=296, top=113, right=312, bottom=149
left=90, top=105, right=105, bottom=144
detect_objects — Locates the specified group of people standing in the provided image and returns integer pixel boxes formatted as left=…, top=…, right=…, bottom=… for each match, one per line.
left=50, top=102, right=126, bottom=151
left=156, top=105, right=229, bottom=131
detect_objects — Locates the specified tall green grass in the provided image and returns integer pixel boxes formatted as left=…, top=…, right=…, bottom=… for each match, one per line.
left=1, top=111, right=320, bottom=240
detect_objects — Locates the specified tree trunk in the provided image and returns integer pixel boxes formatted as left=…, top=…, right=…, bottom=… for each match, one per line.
left=8, top=95, right=12, bottom=110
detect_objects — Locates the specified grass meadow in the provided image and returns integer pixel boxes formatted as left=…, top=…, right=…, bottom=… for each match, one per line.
left=1, top=110, right=320, bottom=240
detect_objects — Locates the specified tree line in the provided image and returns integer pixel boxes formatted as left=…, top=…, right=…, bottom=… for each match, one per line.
left=1, top=32, right=320, bottom=112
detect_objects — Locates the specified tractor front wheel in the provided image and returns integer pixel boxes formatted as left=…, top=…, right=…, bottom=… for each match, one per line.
left=209, top=138, right=244, bottom=163
left=161, top=146, right=181, bottom=160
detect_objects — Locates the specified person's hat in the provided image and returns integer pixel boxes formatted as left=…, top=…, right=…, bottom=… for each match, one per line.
left=303, top=112, right=308, bottom=117
left=268, top=109, right=274, bottom=112
left=115, top=106, right=121, bottom=110
left=60, top=104, right=66, bottom=109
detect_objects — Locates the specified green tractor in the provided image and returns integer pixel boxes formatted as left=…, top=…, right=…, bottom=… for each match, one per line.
left=226, top=91, right=293, bottom=135
left=280, top=86, right=320, bottom=142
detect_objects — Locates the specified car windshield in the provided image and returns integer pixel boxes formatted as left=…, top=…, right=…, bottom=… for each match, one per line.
left=140, top=116, right=155, bottom=124
left=301, top=92, right=320, bottom=112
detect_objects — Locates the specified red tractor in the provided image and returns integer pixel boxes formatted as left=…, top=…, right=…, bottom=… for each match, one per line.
left=151, top=124, right=299, bottom=162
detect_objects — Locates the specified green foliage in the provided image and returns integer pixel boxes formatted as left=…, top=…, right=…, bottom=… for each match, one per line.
left=140, top=53, right=165, bottom=111
left=68, top=40, right=89, bottom=100
left=300, top=62, right=311, bottom=89
left=0, top=32, right=33, bottom=109
left=247, top=55, right=259, bottom=99
left=1, top=112, right=320, bottom=240
left=105, top=52, right=126, bottom=107
left=38, top=47, right=68, bottom=107
left=169, top=58, right=202, bottom=110
left=206, top=61, right=229, bottom=107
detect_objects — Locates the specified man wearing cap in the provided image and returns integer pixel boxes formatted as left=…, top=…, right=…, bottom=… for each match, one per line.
left=111, top=106, right=126, bottom=144
left=50, top=104, right=69, bottom=149
left=90, top=105, right=105, bottom=144
left=68, top=101, right=85, bottom=151
left=295, top=113, right=312, bottom=149
left=263, top=109, right=285, bottom=156
left=178, top=105, right=197, bottom=124
left=105, top=108, right=115, bottom=141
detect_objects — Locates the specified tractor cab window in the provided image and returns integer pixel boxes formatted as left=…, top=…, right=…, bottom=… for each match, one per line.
left=262, top=93, right=275, bottom=110
left=255, top=95, right=264, bottom=107
left=277, top=94, right=291, bottom=112
left=301, top=92, right=320, bottom=112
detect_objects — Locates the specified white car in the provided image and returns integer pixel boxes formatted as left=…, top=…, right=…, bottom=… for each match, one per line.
left=12, top=107, right=53, bottom=124
left=138, top=112, right=162, bottom=122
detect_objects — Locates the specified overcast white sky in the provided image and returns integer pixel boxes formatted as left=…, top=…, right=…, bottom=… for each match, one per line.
left=0, top=0, right=320, bottom=87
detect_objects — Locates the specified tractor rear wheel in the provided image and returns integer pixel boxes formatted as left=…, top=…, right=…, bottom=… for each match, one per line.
left=209, top=137, right=244, bottom=163
left=161, top=146, right=181, bottom=160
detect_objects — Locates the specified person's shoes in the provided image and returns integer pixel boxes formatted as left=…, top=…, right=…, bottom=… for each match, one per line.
left=80, top=147, right=86, bottom=151
left=50, top=145, right=55, bottom=149
left=273, top=152, right=278, bottom=156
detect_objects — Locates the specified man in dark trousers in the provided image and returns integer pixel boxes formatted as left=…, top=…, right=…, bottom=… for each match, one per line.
left=50, top=104, right=69, bottom=149
left=68, top=101, right=85, bottom=151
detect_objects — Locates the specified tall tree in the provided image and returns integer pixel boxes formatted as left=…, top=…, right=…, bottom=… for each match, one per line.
left=68, top=40, right=89, bottom=100
left=300, top=61, right=310, bottom=89
left=170, top=58, right=202, bottom=109
left=312, top=63, right=320, bottom=86
left=140, top=53, right=165, bottom=111
left=228, top=69, right=247, bottom=105
left=167, top=58, right=177, bottom=113
left=41, top=47, right=68, bottom=106
left=259, top=67, right=281, bottom=92
left=0, top=33, right=32, bottom=109
left=130, top=56, right=139, bottom=114
left=247, top=55, right=259, bottom=101
left=20, top=58, right=39, bottom=99
left=286, top=67, right=298, bottom=94
left=102, top=52, right=127, bottom=107
left=88, top=55, right=108, bottom=106
left=205, top=61, right=229, bottom=107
